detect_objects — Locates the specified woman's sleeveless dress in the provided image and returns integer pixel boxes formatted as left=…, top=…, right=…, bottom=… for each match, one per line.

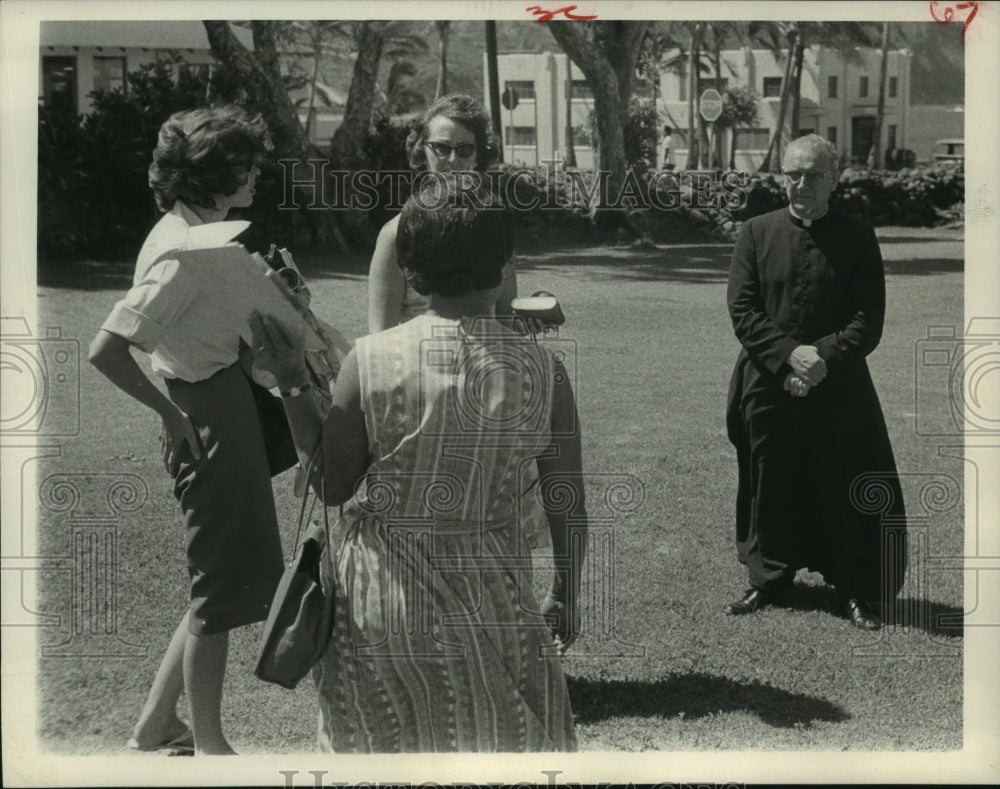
left=313, top=314, right=576, bottom=752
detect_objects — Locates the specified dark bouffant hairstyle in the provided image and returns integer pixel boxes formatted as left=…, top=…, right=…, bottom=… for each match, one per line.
left=396, top=175, right=513, bottom=298
left=148, top=106, right=272, bottom=212
left=405, top=93, right=500, bottom=174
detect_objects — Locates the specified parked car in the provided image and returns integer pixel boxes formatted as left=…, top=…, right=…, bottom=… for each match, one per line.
left=933, top=139, right=964, bottom=164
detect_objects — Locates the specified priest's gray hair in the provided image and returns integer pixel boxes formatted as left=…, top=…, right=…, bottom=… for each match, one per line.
left=783, top=134, right=839, bottom=171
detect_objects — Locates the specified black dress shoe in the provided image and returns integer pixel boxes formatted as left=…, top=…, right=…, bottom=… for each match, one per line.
left=724, top=588, right=773, bottom=615
left=841, top=598, right=881, bottom=631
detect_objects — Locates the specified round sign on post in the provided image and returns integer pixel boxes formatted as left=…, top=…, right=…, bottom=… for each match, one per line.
left=699, top=88, right=724, bottom=123
left=501, top=87, right=519, bottom=111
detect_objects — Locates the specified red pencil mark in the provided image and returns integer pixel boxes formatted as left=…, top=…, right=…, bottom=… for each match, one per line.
left=526, top=5, right=599, bottom=21
left=930, top=1, right=980, bottom=43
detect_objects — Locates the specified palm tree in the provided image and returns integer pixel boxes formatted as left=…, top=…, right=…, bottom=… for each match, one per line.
left=635, top=22, right=687, bottom=167
left=563, top=53, right=577, bottom=167
left=434, top=21, right=450, bottom=99
left=684, top=21, right=703, bottom=169
left=546, top=20, right=649, bottom=201
left=203, top=21, right=310, bottom=160
left=289, top=21, right=344, bottom=144
left=753, top=21, right=875, bottom=172
left=870, top=21, right=891, bottom=169
left=753, top=21, right=799, bottom=173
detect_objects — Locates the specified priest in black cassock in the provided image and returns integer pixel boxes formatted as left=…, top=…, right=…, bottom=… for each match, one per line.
left=724, top=134, right=906, bottom=630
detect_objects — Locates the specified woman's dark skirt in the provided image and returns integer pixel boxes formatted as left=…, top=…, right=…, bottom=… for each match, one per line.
left=166, top=364, right=284, bottom=635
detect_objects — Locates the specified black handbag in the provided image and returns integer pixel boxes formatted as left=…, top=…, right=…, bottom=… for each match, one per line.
left=248, top=377, right=299, bottom=477
left=254, top=448, right=336, bottom=689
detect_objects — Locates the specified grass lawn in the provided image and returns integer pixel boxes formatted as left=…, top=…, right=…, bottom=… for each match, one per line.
left=31, top=226, right=964, bottom=757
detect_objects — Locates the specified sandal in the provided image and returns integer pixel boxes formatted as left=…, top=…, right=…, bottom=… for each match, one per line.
left=127, top=728, right=194, bottom=755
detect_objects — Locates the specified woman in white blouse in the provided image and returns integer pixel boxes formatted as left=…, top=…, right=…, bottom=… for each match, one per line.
left=89, top=106, right=282, bottom=755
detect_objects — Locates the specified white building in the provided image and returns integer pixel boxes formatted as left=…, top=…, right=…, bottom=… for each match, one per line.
left=485, top=51, right=598, bottom=169
left=38, top=21, right=343, bottom=147
left=39, top=21, right=250, bottom=116
left=489, top=46, right=912, bottom=171
left=659, top=45, right=912, bottom=170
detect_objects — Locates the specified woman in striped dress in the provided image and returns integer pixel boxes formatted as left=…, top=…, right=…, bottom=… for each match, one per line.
left=252, top=176, right=584, bottom=752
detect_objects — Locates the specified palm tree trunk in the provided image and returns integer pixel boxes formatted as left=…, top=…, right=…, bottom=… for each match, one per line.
left=564, top=53, right=577, bottom=167
left=328, top=21, right=386, bottom=249
left=203, top=20, right=309, bottom=160
left=789, top=36, right=804, bottom=139
left=685, top=22, right=702, bottom=169
left=759, top=27, right=797, bottom=173
left=435, top=21, right=450, bottom=100
left=712, top=30, right=723, bottom=169
left=305, top=40, right=322, bottom=143
left=871, top=21, right=890, bottom=169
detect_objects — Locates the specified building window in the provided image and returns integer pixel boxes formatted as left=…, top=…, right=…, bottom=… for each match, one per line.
left=828, top=126, right=838, bottom=145
left=93, top=56, right=126, bottom=94
left=504, top=80, right=535, bottom=101
left=41, top=56, right=77, bottom=114
left=762, top=77, right=782, bottom=98
left=179, top=62, right=211, bottom=83
left=888, top=124, right=897, bottom=150
left=178, top=62, right=212, bottom=99
left=568, top=79, right=592, bottom=100
left=859, top=75, right=869, bottom=98
left=505, top=126, right=537, bottom=147
left=828, top=76, right=838, bottom=98
left=735, top=127, right=770, bottom=150
left=889, top=76, right=898, bottom=98
left=571, top=124, right=592, bottom=147
left=798, top=128, right=815, bottom=137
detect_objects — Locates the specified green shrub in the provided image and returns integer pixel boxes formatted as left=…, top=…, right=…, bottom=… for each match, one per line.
left=721, top=165, right=964, bottom=232
left=37, top=53, right=310, bottom=260
left=37, top=57, right=210, bottom=259
left=490, top=161, right=965, bottom=247
left=624, top=99, right=659, bottom=176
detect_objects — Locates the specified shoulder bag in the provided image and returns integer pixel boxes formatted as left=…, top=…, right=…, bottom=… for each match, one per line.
left=254, top=447, right=336, bottom=689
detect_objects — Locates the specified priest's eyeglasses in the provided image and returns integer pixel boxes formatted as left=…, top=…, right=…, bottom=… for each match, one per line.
left=426, top=141, right=477, bottom=159
left=783, top=170, right=829, bottom=185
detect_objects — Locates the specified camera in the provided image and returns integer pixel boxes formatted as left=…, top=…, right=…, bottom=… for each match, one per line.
left=418, top=320, right=578, bottom=437
left=0, top=318, right=80, bottom=436
left=511, top=291, right=565, bottom=328
left=914, top=318, right=1000, bottom=436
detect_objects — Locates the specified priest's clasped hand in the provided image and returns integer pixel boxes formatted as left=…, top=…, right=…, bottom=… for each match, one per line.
left=787, top=345, right=827, bottom=386
left=783, top=372, right=812, bottom=398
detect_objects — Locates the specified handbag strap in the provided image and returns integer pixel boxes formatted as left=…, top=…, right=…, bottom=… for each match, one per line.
left=292, top=442, right=324, bottom=546
left=293, top=442, right=341, bottom=551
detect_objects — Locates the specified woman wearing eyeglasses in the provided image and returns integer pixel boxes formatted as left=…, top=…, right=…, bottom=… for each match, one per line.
left=367, top=94, right=520, bottom=333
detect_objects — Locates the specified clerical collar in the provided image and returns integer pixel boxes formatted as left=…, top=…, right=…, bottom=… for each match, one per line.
left=788, top=206, right=829, bottom=227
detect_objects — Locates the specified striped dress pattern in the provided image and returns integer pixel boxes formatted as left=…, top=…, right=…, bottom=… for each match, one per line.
left=313, top=314, right=577, bottom=752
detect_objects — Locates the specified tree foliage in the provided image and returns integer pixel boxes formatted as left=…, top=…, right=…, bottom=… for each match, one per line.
left=38, top=58, right=214, bottom=257
left=545, top=20, right=649, bottom=225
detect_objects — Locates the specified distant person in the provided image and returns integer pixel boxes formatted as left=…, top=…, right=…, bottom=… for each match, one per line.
left=368, top=94, right=519, bottom=333
left=724, top=134, right=906, bottom=630
left=884, top=145, right=898, bottom=171
left=662, top=125, right=675, bottom=170
left=89, top=106, right=287, bottom=755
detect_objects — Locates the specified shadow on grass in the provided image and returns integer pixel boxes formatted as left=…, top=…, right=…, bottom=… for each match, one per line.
left=779, top=584, right=964, bottom=638
left=876, top=234, right=963, bottom=245
left=517, top=244, right=733, bottom=284
left=38, top=259, right=138, bottom=290
left=38, top=249, right=372, bottom=291
left=882, top=258, right=963, bottom=276
left=567, top=672, right=849, bottom=728
left=38, top=242, right=962, bottom=292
